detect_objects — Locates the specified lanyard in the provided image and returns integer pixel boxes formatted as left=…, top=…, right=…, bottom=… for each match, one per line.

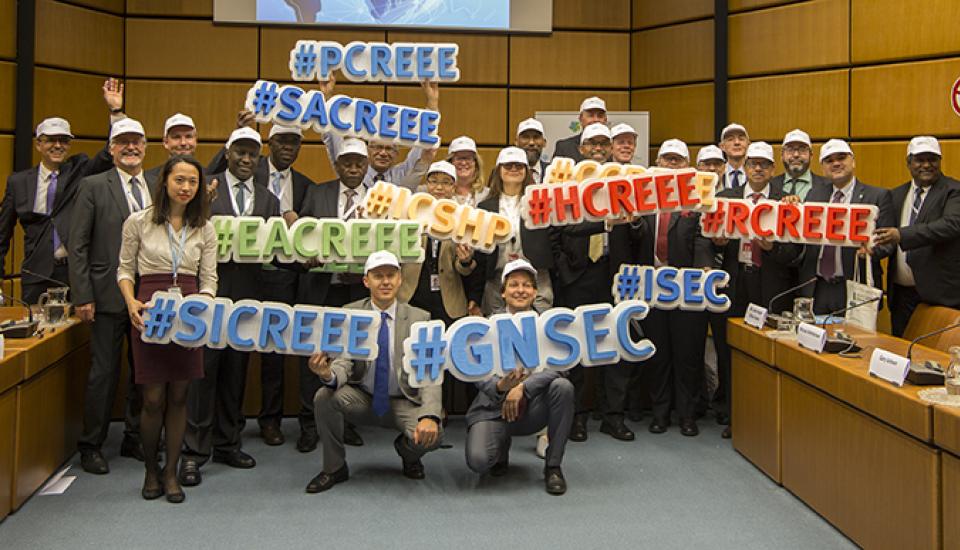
left=166, top=222, right=188, bottom=286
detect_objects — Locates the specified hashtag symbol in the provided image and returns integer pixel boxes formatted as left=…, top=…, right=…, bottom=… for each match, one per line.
left=410, top=324, right=447, bottom=384
left=700, top=199, right=726, bottom=235
left=213, top=217, right=235, bottom=258
left=616, top=266, right=641, bottom=302
left=143, top=297, right=177, bottom=339
left=543, top=158, right=575, bottom=184
left=251, top=81, right=279, bottom=116
left=527, top=187, right=554, bottom=226
left=363, top=181, right=394, bottom=218
left=291, top=42, right=317, bottom=80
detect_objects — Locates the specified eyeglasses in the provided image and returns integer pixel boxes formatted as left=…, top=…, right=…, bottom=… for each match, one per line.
left=501, top=162, right=525, bottom=171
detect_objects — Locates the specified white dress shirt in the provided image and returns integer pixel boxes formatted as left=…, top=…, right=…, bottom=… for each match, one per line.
left=117, top=167, right=152, bottom=213
left=893, top=179, right=925, bottom=286
left=34, top=164, right=68, bottom=259
left=267, top=158, right=294, bottom=214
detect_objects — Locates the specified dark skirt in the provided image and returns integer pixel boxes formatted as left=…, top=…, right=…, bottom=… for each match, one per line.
left=131, top=273, right=203, bottom=385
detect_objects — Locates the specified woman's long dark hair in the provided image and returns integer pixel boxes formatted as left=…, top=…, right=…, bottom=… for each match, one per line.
left=485, top=163, right=533, bottom=201
left=151, top=155, right=209, bottom=228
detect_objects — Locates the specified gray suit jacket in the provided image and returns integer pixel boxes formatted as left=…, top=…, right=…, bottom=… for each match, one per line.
left=466, top=369, right=564, bottom=428
left=68, top=168, right=159, bottom=313
left=329, top=298, right=441, bottom=420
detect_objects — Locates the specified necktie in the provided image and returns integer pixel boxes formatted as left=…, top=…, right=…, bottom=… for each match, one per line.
left=909, top=186, right=925, bottom=225
left=234, top=182, right=247, bottom=215
left=343, top=189, right=356, bottom=219
left=786, top=179, right=798, bottom=196
left=750, top=193, right=763, bottom=267
left=270, top=172, right=283, bottom=198
left=373, top=173, right=385, bottom=183
left=47, top=172, right=61, bottom=251
left=818, top=189, right=844, bottom=279
left=129, top=176, right=144, bottom=211
left=731, top=170, right=742, bottom=188
left=372, top=311, right=391, bottom=417
left=656, top=211, right=671, bottom=265
left=588, top=233, right=604, bottom=262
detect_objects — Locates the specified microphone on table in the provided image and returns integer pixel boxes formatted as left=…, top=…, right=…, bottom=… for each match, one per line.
left=904, top=321, right=960, bottom=385
left=764, top=277, right=817, bottom=328
left=21, top=268, right=70, bottom=288
left=816, top=295, right=884, bottom=354
left=0, top=289, right=38, bottom=338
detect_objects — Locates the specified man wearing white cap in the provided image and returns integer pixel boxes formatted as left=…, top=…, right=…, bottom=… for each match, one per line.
left=769, top=129, right=830, bottom=201
left=719, top=123, right=750, bottom=189
left=306, top=251, right=441, bottom=492
left=142, top=113, right=199, bottom=186
left=696, top=145, right=725, bottom=177
left=798, top=139, right=895, bottom=314
left=610, top=123, right=638, bottom=164
left=464, top=259, right=574, bottom=495
left=179, top=127, right=281, bottom=486
left=656, top=138, right=690, bottom=169
left=515, top=118, right=549, bottom=183
left=578, top=123, right=613, bottom=163
left=553, top=96, right=608, bottom=162
left=872, top=136, right=960, bottom=336
left=69, top=116, right=158, bottom=474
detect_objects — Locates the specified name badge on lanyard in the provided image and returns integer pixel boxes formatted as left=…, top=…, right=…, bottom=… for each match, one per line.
left=430, top=239, right=441, bottom=291
left=167, top=222, right=188, bottom=292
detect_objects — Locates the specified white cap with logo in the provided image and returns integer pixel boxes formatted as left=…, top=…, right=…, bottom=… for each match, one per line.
left=269, top=124, right=303, bottom=139
left=696, top=145, right=725, bottom=164
left=501, top=258, right=537, bottom=284
left=36, top=117, right=73, bottom=138
left=337, top=137, right=368, bottom=159
left=110, top=118, right=146, bottom=140
left=658, top=138, right=689, bottom=160
left=721, top=123, right=749, bottom=141
left=427, top=160, right=457, bottom=180
left=163, top=113, right=195, bottom=136
left=819, top=139, right=854, bottom=162
left=226, top=127, right=262, bottom=149
left=364, top=250, right=400, bottom=274
left=579, top=96, right=607, bottom=113
left=610, top=123, right=637, bottom=138
left=908, top=136, right=942, bottom=157
left=497, top=146, right=528, bottom=166
left=580, top=123, right=612, bottom=144
left=782, top=128, right=811, bottom=147
left=746, top=141, right=775, bottom=163
left=448, top=136, right=477, bottom=155
left=516, top=118, right=544, bottom=136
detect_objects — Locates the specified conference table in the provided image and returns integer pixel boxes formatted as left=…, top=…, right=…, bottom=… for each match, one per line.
left=0, top=308, right=90, bottom=522
left=728, top=318, right=960, bottom=550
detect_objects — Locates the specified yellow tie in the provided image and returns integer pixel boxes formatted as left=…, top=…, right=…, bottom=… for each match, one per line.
left=589, top=234, right=604, bottom=262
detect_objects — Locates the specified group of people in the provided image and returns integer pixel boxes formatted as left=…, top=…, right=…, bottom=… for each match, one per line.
left=3, top=77, right=958, bottom=501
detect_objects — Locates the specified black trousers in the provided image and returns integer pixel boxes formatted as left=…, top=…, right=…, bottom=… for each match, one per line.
left=22, top=262, right=71, bottom=305
left=641, top=308, right=708, bottom=421
left=78, top=310, right=141, bottom=451
left=184, top=347, right=250, bottom=463
left=257, top=268, right=299, bottom=429
left=890, top=283, right=922, bottom=338
left=708, top=311, right=731, bottom=417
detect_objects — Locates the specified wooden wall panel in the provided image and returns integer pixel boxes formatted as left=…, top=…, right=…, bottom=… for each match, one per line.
left=0, top=136, right=12, bottom=184
left=125, top=80, right=254, bottom=141
left=126, top=0, right=214, bottom=17
left=851, top=58, right=960, bottom=138
left=511, top=32, right=630, bottom=89
left=631, top=20, right=713, bottom=88
left=126, top=19, right=258, bottom=80
left=0, top=388, right=15, bottom=521
left=260, top=28, right=387, bottom=82
left=387, top=86, right=506, bottom=146
left=850, top=140, right=960, bottom=190
left=34, top=0, right=122, bottom=75
left=60, top=0, right=124, bottom=13
left=554, top=0, right=631, bottom=30
left=728, top=0, right=848, bottom=77
left=728, top=70, right=848, bottom=142
left=33, top=68, right=111, bottom=138
left=386, top=32, right=508, bottom=86
left=631, top=83, right=714, bottom=145
left=946, top=454, right=960, bottom=550
left=0, top=0, right=15, bottom=60
left=852, top=0, right=960, bottom=63
left=633, top=0, right=712, bottom=29
left=729, top=0, right=800, bottom=12
left=509, top=89, right=630, bottom=141
left=0, top=62, right=14, bottom=132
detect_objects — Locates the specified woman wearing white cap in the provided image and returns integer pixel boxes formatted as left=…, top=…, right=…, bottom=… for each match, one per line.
left=446, top=136, right=488, bottom=206
left=475, top=147, right=555, bottom=314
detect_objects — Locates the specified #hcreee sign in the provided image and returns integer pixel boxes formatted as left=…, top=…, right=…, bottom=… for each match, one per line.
left=612, top=265, right=731, bottom=312
left=139, top=292, right=380, bottom=359
left=401, top=301, right=657, bottom=388
left=699, top=198, right=878, bottom=247
left=362, top=181, right=512, bottom=253
left=245, top=80, right=441, bottom=150
left=213, top=216, right=424, bottom=264
left=290, top=41, right=460, bottom=83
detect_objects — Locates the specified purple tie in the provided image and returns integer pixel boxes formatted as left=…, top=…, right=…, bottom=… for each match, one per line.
left=817, top=189, right=844, bottom=279
left=47, top=172, right=61, bottom=252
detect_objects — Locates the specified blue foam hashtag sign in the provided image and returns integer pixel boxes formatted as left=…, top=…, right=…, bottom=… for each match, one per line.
left=251, top=81, right=279, bottom=116
left=410, top=324, right=447, bottom=384
left=617, top=265, right=641, bottom=302
left=143, top=297, right=176, bottom=339
left=293, top=43, right=317, bottom=79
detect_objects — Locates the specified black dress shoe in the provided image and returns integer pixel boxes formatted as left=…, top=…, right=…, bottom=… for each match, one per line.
left=80, top=450, right=109, bottom=475
left=679, top=418, right=700, bottom=437
left=297, top=431, right=319, bottom=453
left=544, top=466, right=566, bottom=495
left=305, top=465, right=349, bottom=493
left=715, top=412, right=730, bottom=426
left=569, top=416, right=588, bottom=442
left=260, top=424, right=284, bottom=446
left=212, top=450, right=256, bottom=469
left=599, top=419, right=635, bottom=441
left=343, top=424, right=364, bottom=447
left=120, top=437, right=145, bottom=462
left=393, top=435, right=425, bottom=479
left=178, top=458, right=202, bottom=487
left=648, top=417, right=670, bottom=434
left=490, top=459, right=509, bottom=477
left=722, top=426, right=732, bottom=439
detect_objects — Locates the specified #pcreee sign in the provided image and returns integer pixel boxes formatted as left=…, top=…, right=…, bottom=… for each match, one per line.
left=289, top=41, right=460, bottom=83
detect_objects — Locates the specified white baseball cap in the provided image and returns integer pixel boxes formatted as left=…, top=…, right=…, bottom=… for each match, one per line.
left=746, top=141, right=775, bottom=163
left=580, top=123, right=611, bottom=144
left=35, top=117, right=73, bottom=138
left=579, top=96, right=607, bottom=113
left=908, top=136, right=942, bottom=157
left=782, top=128, right=811, bottom=147
left=819, top=139, right=854, bottom=162
left=658, top=138, right=689, bottom=160
left=364, top=250, right=400, bottom=273
left=721, top=123, right=749, bottom=141
left=516, top=118, right=544, bottom=136
left=497, top=146, right=528, bottom=166
left=163, top=113, right=195, bottom=135
left=226, top=127, right=262, bottom=149
left=448, top=136, right=477, bottom=155
left=337, top=137, right=368, bottom=159
left=426, top=160, right=457, bottom=180
left=610, top=123, right=637, bottom=138
left=269, top=124, right=303, bottom=139
left=501, top=258, right=537, bottom=284
left=696, top=145, right=725, bottom=164
left=109, top=118, right=146, bottom=141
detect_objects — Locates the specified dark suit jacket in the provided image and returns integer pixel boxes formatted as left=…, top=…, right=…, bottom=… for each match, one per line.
left=206, top=150, right=311, bottom=212
left=552, top=133, right=583, bottom=162
left=797, top=179, right=895, bottom=300
left=208, top=171, right=280, bottom=301
left=0, top=147, right=113, bottom=283
left=882, top=175, right=960, bottom=308
left=635, top=211, right=714, bottom=269
left=68, top=168, right=160, bottom=312
left=296, top=179, right=342, bottom=305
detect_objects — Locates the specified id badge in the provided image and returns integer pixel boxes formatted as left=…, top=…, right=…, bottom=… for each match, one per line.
left=738, top=241, right=753, bottom=265
left=430, top=274, right=441, bottom=292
